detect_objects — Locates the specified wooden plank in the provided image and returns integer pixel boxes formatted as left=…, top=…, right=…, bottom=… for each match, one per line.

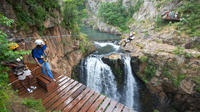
left=70, top=90, right=95, bottom=112
left=43, top=79, right=76, bottom=105
left=105, top=100, right=118, bottom=112
left=15, top=73, right=54, bottom=95
left=96, top=98, right=111, bottom=112
left=87, top=95, right=106, bottom=112
left=38, top=76, right=67, bottom=98
left=79, top=92, right=100, bottom=112
left=115, top=103, right=125, bottom=112
left=41, top=74, right=53, bottom=82
left=18, top=74, right=62, bottom=96
left=39, top=76, right=69, bottom=99
left=44, top=81, right=79, bottom=107
left=62, top=88, right=90, bottom=112
left=18, top=83, right=39, bottom=97
left=17, top=73, right=60, bottom=96
left=47, top=83, right=83, bottom=110
left=18, top=74, right=63, bottom=96
left=55, top=85, right=87, bottom=111
left=18, top=82, right=38, bottom=96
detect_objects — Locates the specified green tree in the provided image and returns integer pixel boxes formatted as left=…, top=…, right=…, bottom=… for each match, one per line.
left=62, top=0, right=87, bottom=38
left=0, top=13, right=15, bottom=112
left=98, top=2, right=128, bottom=28
left=0, top=14, right=30, bottom=111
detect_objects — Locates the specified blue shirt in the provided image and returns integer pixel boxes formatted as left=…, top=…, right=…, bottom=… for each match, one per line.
left=33, top=45, right=47, bottom=64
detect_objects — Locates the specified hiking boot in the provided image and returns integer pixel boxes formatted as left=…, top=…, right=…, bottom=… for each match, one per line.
left=30, top=86, right=37, bottom=90
left=27, top=88, right=33, bottom=93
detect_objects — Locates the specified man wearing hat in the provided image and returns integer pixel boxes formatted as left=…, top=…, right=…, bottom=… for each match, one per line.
left=32, top=39, right=55, bottom=81
left=123, top=32, right=136, bottom=47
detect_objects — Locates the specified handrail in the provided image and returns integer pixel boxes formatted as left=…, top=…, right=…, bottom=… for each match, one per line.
left=8, top=34, right=80, bottom=42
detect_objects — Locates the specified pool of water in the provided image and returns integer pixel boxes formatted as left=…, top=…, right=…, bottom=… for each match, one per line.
left=80, top=26, right=121, bottom=41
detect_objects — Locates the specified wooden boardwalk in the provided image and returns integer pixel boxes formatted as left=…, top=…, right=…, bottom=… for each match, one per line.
left=9, top=64, right=133, bottom=112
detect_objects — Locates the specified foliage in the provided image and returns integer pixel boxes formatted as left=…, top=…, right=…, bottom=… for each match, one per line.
left=173, top=74, right=185, bottom=87
left=139, top=56, right=148, bottom=63
left=98, top=2, right=128, bottom=31
left=144, top=62, right=157, bottom=80
left=62, top=1, right=78, bottom=32
left=128, top=0, right=144, bottom=17
left=172, top=47, right=185, bottom=55
left=98, top=0, right=144, bottom=32
left=79, top=33, right=93, bottom=55
left=162, top=65, right=186, bottom=87
left=196, top=87, right=200, bottom=93
left=153, top=109, right=159, bottom=112
left=138, top=56, right=156, bottom=83
left=7, top=0, right=59, bottom=32
left=0, top=14, right=15, bottom=111
left=21, top=98, right=45, bottom=112
left=192, top=77, right=200, bottom=93
left=172, top=47, right=192, bottom=58
left=141, top=77, right=149, bottom=84
left=114, top=68, right=123, bottom=85
left=155, top=15, right=169, bottom=28
left=62, top=0, right=86, bottom=36
left=0, top=14, right=44, bottom=112
left=176, top=0, right=200, bottom=37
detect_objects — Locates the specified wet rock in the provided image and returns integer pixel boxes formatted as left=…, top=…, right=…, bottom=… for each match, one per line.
left=103, top=54, right=121, bottom=60
left=102, top=54, right=125, bottom=88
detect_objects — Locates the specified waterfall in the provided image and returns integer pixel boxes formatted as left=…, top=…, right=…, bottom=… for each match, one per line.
left=80, top=41, right=140, bottom=111
left=82, top=56, right=120, bottom=101
left=122, top=55, right=139, bottom=111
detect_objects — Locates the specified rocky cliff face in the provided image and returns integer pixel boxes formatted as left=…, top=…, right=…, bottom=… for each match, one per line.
left=124, top=38, right=200, bottom=111
left=103, top=50, right=200, bottom=111
left=85, top=0, right=200, bottom=111
left=0, top=0, right=84, bottom=76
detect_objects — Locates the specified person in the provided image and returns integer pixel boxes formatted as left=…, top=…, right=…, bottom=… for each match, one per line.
left=3, top=41, right=37, bottom=93
left=169, top=11, right=175, bottom=19
left=32, top=39, right=56, bottom=81
left=123, top=32, right=136, bottom=47
left=175, top=11, right=178, bottom=19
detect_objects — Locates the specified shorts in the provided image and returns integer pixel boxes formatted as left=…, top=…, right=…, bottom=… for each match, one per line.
left=18, top=69, right=32, bottom=80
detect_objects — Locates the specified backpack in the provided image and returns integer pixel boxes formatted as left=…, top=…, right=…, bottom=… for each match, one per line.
left=31, top=48, right=36, bottom=61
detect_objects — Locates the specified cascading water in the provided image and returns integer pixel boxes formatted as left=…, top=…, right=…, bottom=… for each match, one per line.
left=78, top=27, right=154, bottom=112
left=83, top=56, right=120, bottom=101
left=122, top=55, right=140, bottom=111
left=79, top=41, right=140, bottom=111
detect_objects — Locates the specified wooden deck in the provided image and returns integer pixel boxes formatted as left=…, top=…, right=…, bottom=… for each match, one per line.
left=9, top=64, right=133, bottom=112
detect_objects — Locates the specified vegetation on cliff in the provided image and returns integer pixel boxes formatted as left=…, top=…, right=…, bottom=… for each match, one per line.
left=0, top=14, right=45, bottom=112
left=98, top=0, right=144, bottom=32
left=7, top=0, right=59, bottom=32
left=62, top=0, right=87, bottom=37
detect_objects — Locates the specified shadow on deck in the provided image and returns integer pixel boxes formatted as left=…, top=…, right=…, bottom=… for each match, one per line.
left=8, top=64, right=133, bottom=112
